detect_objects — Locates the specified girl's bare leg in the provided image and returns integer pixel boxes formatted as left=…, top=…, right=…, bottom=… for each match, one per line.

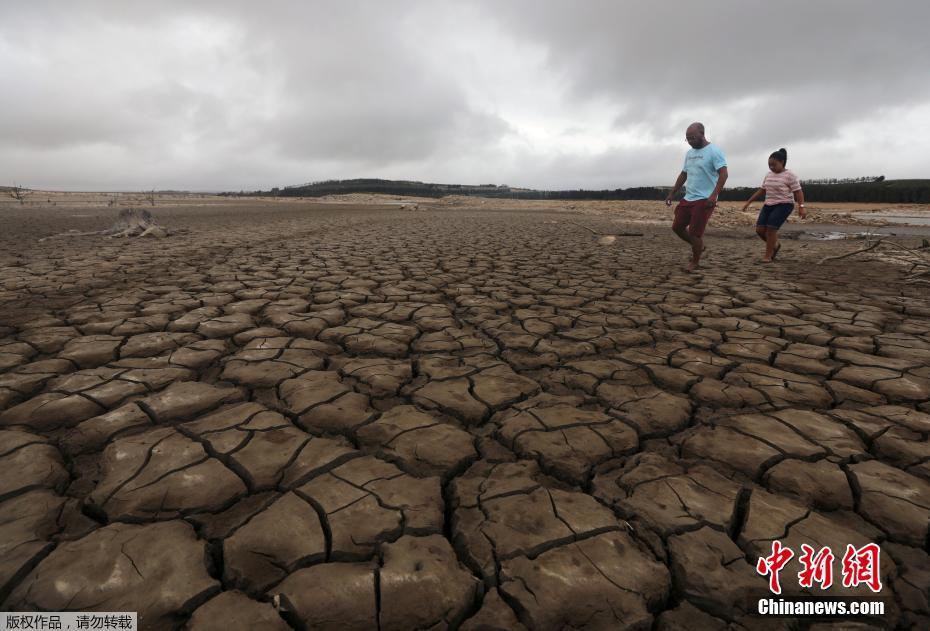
left=763, top=228, right=779, bottom=261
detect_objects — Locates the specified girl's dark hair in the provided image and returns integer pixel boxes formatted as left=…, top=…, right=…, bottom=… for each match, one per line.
left=770, top=148, right=788, bottom=165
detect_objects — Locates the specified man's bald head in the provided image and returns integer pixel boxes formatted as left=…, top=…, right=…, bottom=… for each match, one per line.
left=686, top=122, right=707, bottom=149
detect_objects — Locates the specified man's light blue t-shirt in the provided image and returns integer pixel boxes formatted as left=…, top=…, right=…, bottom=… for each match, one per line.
left=682, top=144, right=727, bottom=201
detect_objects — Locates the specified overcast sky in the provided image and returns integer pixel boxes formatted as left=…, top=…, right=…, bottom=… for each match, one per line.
left=2, top=0, right=929, bottom=191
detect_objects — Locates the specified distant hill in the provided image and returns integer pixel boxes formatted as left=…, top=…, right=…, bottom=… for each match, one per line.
left=235, top=177, right=930, bottom=204
left=237, top=178, right=683, bottom=202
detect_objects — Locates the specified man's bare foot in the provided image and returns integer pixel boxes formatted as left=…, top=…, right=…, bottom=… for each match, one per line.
left=685, top=260, right=699, bottom=272
left=761, top=258, right=773, bottom=263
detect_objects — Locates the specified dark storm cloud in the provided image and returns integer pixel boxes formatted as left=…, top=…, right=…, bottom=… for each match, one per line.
left=490, top=1, right=930, bottom=108
left=1, top=0, right=927, bottom=190
left=486, top=0, right=930, bottom=153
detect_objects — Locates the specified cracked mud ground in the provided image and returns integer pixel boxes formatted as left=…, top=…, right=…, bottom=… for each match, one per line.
left=1, top=201, right=929, bottom=630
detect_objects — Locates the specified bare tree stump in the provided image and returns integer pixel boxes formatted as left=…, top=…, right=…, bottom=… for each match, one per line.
left=38, top=208, right=171, bottom=242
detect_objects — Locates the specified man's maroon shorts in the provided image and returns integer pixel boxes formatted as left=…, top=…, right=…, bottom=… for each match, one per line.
left=673, top=198, right=714, bottom=238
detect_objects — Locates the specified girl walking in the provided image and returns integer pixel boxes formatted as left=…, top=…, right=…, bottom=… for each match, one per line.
left=741, top=148, right=805, bottom=262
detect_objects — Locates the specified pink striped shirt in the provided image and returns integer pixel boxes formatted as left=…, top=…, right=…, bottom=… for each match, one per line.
left=762, top=169, right=802, bottom=205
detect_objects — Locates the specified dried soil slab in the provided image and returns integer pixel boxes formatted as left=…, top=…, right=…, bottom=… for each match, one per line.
left=0, top=359, right=74, bottom=408
left=0, top=391, right=105, bottom=431
left=773, top=345, right=835, bottom=376
left=187, top=590, right=290, bottom=631
left=763, top=459, right=854, bottom=510
left=762, top=409, right=866, bottom=459
left=707, top=412, right=825, bottom=457
left=280, top=370, right=375, bottom=435
left=834, top=365, right=930, bottom=403
left=232, top=327, right=287, bottom=345
left=223, top=492, right=326, bottom=593
left=59, top=335, right=124, bottom=367
left=592, top=453, right=743, bottom=536
left=296, top=456, right=443, bottom=560
left=460, top=588, right=527, bottom=631
left=276, top=562, right=378, bottom=630
left=224, top=298, right=270, bottom=315
left=6, top=521, right=219, bottom=628
left=689, top=378, right=768, bottom=409
left=62, top=381, right=243, bottom=455
left=265, top=308, right=346, bottom=339
left=2, top=366, right=199, bottom=430
left=182, top=402, right=357, bottom=489
left=47, top=366, right=152, bottom=408
left=826, top=379, right=887, bottom=406
left=714, top=338, right=783, bottom=363
left=120, top=331, right=200, bottom=358
left=0, top=341, right=38, bottom=372
left=413, top=327, right=495, bottom=354
left=380, top=535, right=481, bottom=630
left=185, top=492, right=277, bottom=541
left=499, top=531, right=669, bottom=630
left=884, top=542, right=930, bottom=624
left=350, top=301, right=424, bottom=322
left=411, top=356, right=540, bottom=425
left=412, top=378, right=489, bottom=424
left=667, top=527, right=761, bottom=619
left=18, top=326, right=81, bottom=354
left=452, top=460, right=620, bottom=580
left=61, top=402, right=153, bottom=456
left=196, top=313, right=255, bottom=338
left=87, top=426, right=247, bottom=521
left=849, top=460, right=930, bottom=547
left=0, top=490, right=66, bottom=598
left=139, top=381, right=244, bottom=423
left=320, top=318, right=419, bottom=357
left=596, top=381, right=692, bottom=437
left=220, top=337, right=329, bottom=388
left=336, top=357, right=412, bottom=396
left=562, top=357, right=645, bottom=392
left=356, top=405, right=477, bottom=478
left=0, top=429, right=69, bottom=500
left=858, top=405, right=930, bottom=434
left=722, top=364, right=833, bottom=408
left=495, top=394, right=638, bottom=485
left=872, top=426, right=930, bottom=480
left=654, top=601, right=729, bottom=631
left=166, top=339, right=228, bottom=370
left=676, top=415, right=821, bottom=480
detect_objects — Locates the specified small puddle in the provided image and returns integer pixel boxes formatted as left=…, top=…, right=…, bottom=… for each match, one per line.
left=796, top=231, right=877, bottom=241
left=852, top=212, right=930, bottom=226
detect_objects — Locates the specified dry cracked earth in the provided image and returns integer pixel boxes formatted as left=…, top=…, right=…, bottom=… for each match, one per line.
left=1, top=201, right=929, bottom=630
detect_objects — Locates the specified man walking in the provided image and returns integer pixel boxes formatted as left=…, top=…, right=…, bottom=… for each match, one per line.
left=665, top=122, right=728, bottom=272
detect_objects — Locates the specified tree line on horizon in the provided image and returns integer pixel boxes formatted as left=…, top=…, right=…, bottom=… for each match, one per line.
left=231, top=176, right=930, bottom=204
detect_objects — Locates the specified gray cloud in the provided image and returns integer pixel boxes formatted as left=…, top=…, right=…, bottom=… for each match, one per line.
left=1, top=0, right=928, bottom=191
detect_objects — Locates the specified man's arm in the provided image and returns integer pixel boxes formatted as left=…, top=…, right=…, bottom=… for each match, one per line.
left=665, top=171, right=687, bottom=206
left=708, top=166, right=728, bottom=205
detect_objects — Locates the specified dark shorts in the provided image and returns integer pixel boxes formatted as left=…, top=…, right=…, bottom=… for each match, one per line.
left=673, top=198, right=714, bottom=238
left=757, top=203, right=794, bottom=229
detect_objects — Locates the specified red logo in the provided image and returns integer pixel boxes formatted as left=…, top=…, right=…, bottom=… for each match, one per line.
left=798, top=544, right=835, bottom=590
left=841, top=543, right=883, bottom=593
left=757, top=541, right=882, bottom=594
left=756, top=540, right=794, bottom=595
